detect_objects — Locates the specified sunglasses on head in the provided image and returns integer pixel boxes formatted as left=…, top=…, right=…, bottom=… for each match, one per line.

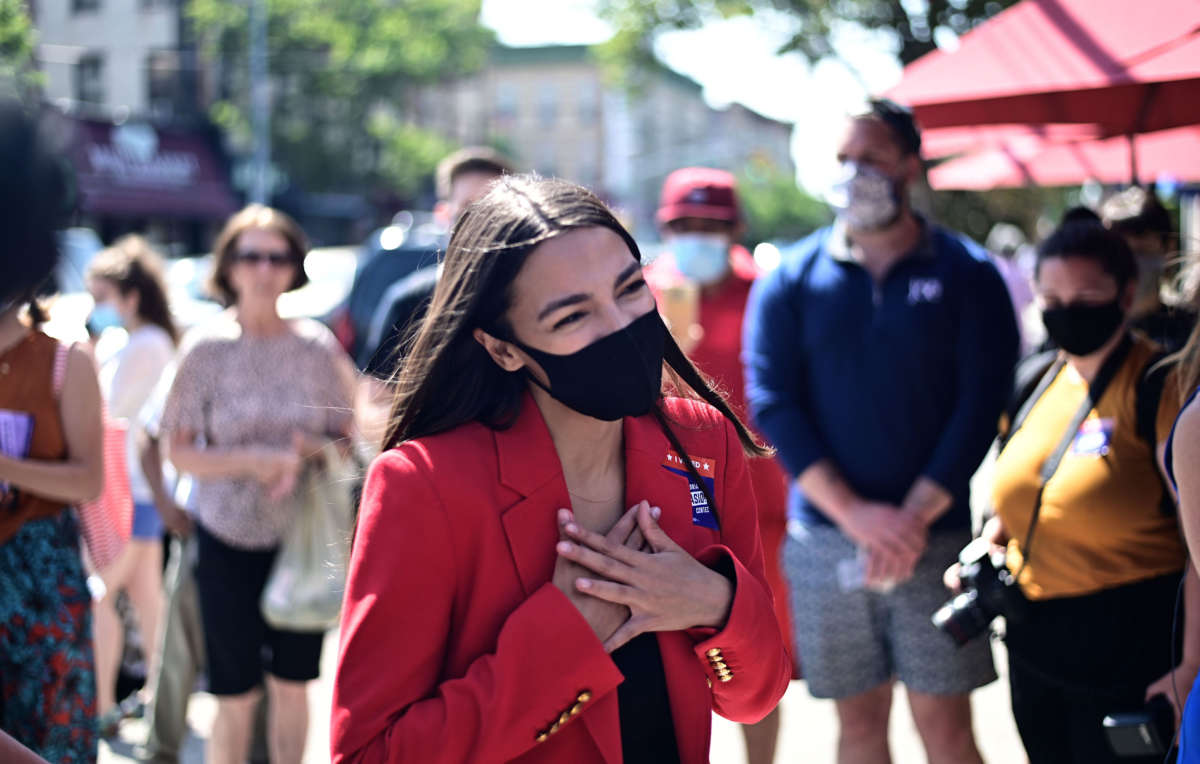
left=235, top=250, right=294, bottom=267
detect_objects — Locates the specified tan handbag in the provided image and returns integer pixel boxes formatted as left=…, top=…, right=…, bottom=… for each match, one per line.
left=260, top=443, right=354, bottom=631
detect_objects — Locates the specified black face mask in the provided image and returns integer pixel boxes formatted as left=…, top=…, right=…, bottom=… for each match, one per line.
left=507, top=309, right=666, bottom=421
left=1042, top=299, right=1125, bottom=357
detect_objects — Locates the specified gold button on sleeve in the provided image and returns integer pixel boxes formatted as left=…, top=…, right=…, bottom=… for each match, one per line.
left=706, top=648, right=722, bottom=658
left=719, top=673, right=734, bottom=682
left=576, top=690, right=593, bottom=703
left=570, top=702, right=584, bottom=716
left=706, top=677, right=713, bottom=688
left=536, top=731, right=549, bottom=743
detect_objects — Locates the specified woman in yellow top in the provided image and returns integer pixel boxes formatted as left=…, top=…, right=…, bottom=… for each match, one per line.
left=979, top=218, right=1191, bottom=763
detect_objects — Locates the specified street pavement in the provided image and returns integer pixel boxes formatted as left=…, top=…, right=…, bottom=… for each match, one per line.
left=99, top=632, right=1026, bottom=764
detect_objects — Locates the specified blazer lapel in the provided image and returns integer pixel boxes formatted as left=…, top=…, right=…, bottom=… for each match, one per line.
left=496, top=394, right=569, bottom=597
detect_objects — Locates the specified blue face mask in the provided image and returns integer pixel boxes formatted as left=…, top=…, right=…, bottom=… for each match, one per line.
left=670, top=233, right=730, bottom=286
left=89, top=302, right=124, bottom=333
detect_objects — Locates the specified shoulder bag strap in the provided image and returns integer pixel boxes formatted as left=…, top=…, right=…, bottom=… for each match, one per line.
left=51, top=342, right=70, bottom=399
left=1018, top=334, right=1134, bottom=571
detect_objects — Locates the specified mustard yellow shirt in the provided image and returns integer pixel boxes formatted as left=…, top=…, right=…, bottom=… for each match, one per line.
left=994, top=336, right=1184, bottom=600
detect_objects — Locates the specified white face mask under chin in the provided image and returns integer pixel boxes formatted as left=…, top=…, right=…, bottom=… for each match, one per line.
left=828, top=163, right=901, bottom=232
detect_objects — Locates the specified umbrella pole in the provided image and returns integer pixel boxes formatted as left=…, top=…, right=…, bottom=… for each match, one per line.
left=1128, top=133, right=1139, bottom=186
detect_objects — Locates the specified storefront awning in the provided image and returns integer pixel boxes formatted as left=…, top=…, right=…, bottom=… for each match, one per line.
left=67, top=117, right=240, bottom=219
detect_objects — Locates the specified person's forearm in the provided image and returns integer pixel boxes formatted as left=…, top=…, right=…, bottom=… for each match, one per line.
left=138, top=431, right=176, bottom=510
left=0, top=453, right=101, bottom=504
left=167, top=442, right=262, bottom=480
left=795, top=459, right=861, bottom=525
left=0, top=730, right=48, bottom=764
left=902, top=476, right=953, bottom=525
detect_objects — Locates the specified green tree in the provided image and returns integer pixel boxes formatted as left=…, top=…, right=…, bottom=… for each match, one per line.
left=187, top=0, right=493, bottom=198
left=0, top=0, right=41, bottom=100
left=596, top=0, right=1019, bottom=72
left=738, top=158, right=830, bottom=245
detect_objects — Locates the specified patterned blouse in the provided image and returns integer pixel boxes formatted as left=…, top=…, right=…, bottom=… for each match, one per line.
left=161, top=314, right=352, bottom=549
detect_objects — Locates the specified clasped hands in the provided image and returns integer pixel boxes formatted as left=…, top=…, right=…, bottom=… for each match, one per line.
left=841, top=501, right=930, bottom=587
left=248, top=430, right=332, bottom=502
left=552, top=500, right=733, bottom=653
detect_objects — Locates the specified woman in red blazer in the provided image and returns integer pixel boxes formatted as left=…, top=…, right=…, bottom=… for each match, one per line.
left=331, top=176, right=791, bottom=764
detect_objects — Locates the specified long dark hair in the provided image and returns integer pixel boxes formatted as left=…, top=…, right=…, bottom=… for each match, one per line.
left=0, top=100, right=71, bottom=325
left=383, top=175, right=769, bottom=468
left=87, top=234, right=179, bottom=344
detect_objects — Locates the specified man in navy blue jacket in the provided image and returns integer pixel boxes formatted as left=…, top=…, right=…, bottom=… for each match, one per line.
left=744, top=100, right=1019, bottom=764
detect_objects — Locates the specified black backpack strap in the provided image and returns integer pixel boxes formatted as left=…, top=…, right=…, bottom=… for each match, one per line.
left=1136, top=351, right=1172, bottom=451
left=1136, top=349, right=1175, bottom=515
left=998, top=350, right=1063, bottom=454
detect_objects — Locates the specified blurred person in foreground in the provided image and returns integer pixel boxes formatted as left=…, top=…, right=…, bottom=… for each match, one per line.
left=1102, top=186, right=1196, bottom=352
left=744, top=99, right=1019, bottom=764
left=355, top=147, right=515, bottom=448
left=332, top=176, right=790, bottom=763
left=646, top=166, right=795, bottom=764
left=0, top=99, right=103, bottom=763
left=1167, top=317, right=1200, bottom=762
left=160, top=205, right=357, bottom=764
left=85, top=235, right=178, bottom=736
left=946, top=217, right=1192, bottom=763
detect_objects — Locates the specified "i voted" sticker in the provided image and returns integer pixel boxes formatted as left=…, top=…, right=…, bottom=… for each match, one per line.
left=661, top=450, right=719, bottom=530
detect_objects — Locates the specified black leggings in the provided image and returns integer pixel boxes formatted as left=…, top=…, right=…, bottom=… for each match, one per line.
left=1005, top=572, right=1184, bottom=764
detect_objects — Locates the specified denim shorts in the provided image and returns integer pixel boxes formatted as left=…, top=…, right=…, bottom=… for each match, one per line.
left=131, top=501, right=165, bottom=540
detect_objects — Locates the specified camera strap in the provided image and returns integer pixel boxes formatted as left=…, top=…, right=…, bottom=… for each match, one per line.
left=1008, top=333, right=1133, bottom=571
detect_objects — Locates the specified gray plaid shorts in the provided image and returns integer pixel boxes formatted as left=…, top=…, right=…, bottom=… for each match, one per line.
left=784, top=522, right=997, bottom=699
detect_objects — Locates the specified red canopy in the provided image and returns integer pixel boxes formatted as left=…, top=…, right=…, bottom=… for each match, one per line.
left=888, top=0, right=1200, bottom=135
left=927, top=124, right=1200, bottom=189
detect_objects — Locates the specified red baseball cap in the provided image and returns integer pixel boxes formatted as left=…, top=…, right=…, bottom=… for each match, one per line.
left=656, top=167, right=741, bottom=226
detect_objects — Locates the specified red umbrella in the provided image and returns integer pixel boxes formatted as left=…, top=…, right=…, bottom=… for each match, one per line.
left=888, top=0, right=1200, bottom=136
left=921, top=123, right=1103, bottom=158
left=927, top=124, right=1200, bottom=189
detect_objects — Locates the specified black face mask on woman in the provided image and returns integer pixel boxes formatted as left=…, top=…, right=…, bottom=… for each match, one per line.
left=1042, top=298, right=1125, bottom=356
left=506, top=309, right=666, bottom=421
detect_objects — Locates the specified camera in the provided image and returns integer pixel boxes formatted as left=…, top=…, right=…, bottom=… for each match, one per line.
left=1103, top=694, right=1175, bottom=757
left=932, top=537, right=1027, bottom=646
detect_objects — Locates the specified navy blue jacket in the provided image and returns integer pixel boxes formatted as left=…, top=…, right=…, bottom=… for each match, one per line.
left=743, top=221, right=1020, bottom=531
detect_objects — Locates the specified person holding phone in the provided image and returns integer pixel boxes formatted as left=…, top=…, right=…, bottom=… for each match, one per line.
left=331, top=175, right=790, bottom=764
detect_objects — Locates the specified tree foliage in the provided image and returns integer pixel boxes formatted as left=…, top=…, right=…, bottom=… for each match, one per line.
left=738, top=158, right=830, bottom=245
left=596, top=0, right=1018, bottom=71
left=187, top=0, right=493, bottom=197
left=0, top=0, right=42, bottom=100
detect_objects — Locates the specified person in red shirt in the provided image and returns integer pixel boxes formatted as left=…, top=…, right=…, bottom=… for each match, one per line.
left=647, top=167, right=796, bottom=764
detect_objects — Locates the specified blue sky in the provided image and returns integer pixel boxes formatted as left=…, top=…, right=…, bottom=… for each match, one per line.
left=479, top=0, right=910, bottom=194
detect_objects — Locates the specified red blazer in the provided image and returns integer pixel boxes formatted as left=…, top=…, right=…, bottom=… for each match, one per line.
left=331, top=394, right=791, bottom=764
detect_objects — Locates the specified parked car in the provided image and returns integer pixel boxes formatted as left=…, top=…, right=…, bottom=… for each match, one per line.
left=329, top=211, right=443, bottom=368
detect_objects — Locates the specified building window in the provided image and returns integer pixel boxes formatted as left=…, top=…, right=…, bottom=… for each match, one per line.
left=75, top=54, right=105, bottom=104
left=538, top=85, right=557, bottom=129
left=495, top=85, right=518, bottom=122
left=72, top=0, right=101, bottom=12
left=578, top=84, right=598, bottom=124
left=146, top=51, right=180, bottom=117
